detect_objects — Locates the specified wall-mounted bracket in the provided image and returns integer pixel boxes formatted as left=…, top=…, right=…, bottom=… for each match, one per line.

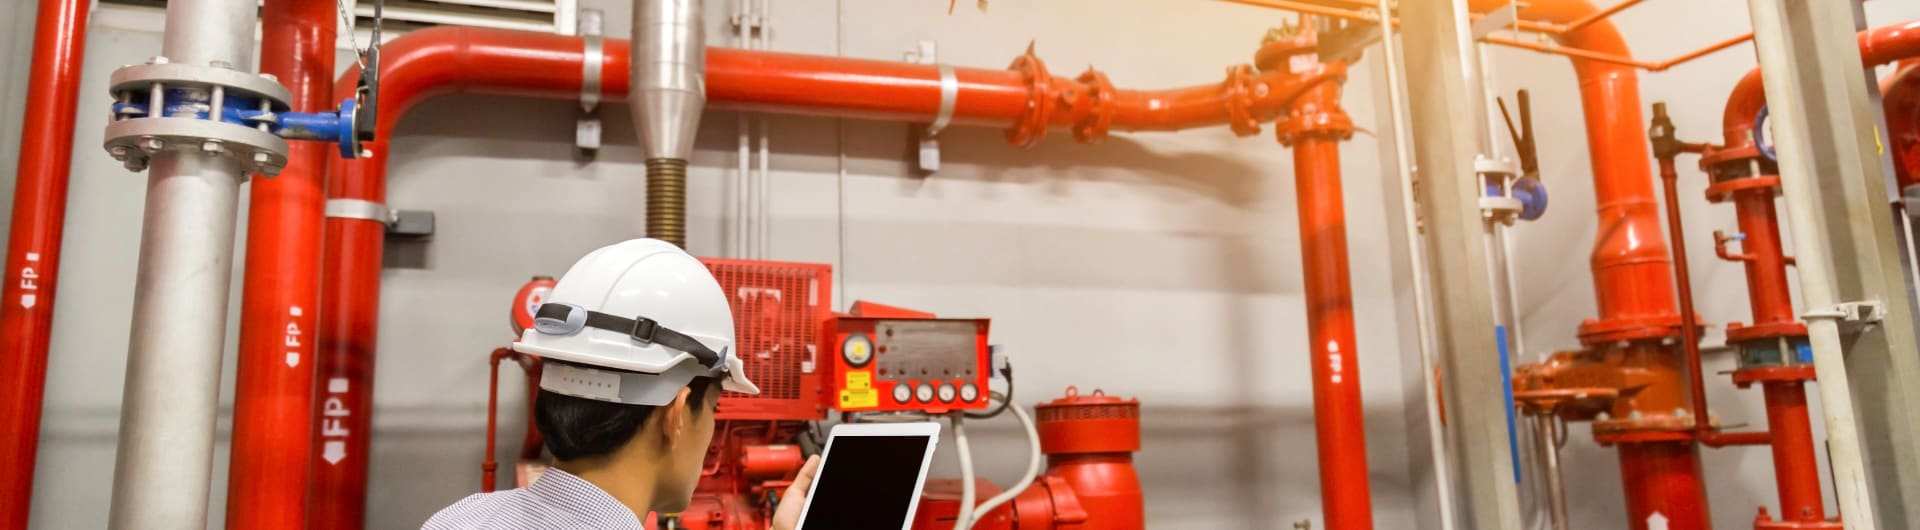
left=575, top=8, right=604, bottom=158
left=904, top=41, right=952, bottom=173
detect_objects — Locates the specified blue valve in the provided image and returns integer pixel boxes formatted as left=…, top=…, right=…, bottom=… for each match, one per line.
left=1483, top=175, right=1550, bottom=222
left=280, top=97, right=361, bottom=159
left=110, top=93, right=363, bottom=160
left=1512, top=176, right=1549, bottom=221
left=1754, top=104, right=1777, bottom=162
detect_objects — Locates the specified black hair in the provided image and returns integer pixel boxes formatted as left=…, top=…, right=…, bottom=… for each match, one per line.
left=534, top=365, right=719, bottom=462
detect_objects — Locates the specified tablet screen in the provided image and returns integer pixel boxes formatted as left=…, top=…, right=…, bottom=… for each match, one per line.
left=797, top=434, right=936, bottom=529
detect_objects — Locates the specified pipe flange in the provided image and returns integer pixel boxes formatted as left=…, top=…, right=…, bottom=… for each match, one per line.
left=103, top=118, right=290, bottom=176
left=1274, top=101, right=1354, bottom=147
left=1730, top=365, right=1817, bottom=389
left=103, top=59, right=294, bottom=176
left=1724, top=320, right=1808, bottom=343
left=1576, top=315, right=1689, bottom=346
left=1702, top=174, right=1781, bottom=203
left=1072, top=68, right=1115, bottom=143
left=1004, top=49, right=1053, bottom=148
left=1592, top=426, right=1697, bottom=445
left=1223, top=64, right=1261, bottom=138
left=108, top=61, right=293, bottom=106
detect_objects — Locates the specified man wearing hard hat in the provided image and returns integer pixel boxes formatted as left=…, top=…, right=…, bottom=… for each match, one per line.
left=425, top=239, right=821, bottom=529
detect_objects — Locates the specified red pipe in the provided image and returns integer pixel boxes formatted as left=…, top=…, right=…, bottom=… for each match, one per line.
left=1728, top=190, right=1795, bottom=329
left=228, top=0, right=335, bottom=527
left=1886, top=61, right=1920, bottom=190
left=1657, top=152, right=1771, bottom=449
left=1282, top=76, right=1373, bottom=530
left=1761, top=380, right=1826, bottom=525
left=0, top=0, right=91, bottom=526
left=1469, top=0, right=1679, bottom=342
left=312, top=26, right=1352, bottom=527
left=1617, top=441, right=1711, bottom=530
left=1720, top=20, right=1920, bottom=153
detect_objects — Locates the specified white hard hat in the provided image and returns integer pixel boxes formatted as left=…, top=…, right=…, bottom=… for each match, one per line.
left=515, top=238, right=758, bottom=406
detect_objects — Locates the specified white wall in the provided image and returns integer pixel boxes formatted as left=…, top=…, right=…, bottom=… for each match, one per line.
left=1491, top=0, right=1920, bottom=528
left=9, top=0, right=1917, bottom=529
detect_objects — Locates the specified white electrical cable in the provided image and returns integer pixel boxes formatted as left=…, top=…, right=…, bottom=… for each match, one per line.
left=951, top=415, right=977, bottom=530
left=963, top=402, right=1041, bottom=530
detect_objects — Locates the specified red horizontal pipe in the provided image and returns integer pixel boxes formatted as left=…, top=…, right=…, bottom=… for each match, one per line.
left=315, top=25, right=1344, bottom=528
left=0, top=0, right=91, bottom=526
left=1468, top=0, right=1678, bottom=339
left=228, top=0, right=335, bottom=527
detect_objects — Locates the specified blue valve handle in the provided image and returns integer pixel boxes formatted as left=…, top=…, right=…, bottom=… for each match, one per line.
left=1483, top=175, right=1551, bottom=222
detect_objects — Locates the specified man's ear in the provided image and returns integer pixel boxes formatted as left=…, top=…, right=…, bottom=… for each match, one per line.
left=660, top=386, right=693, bottom=447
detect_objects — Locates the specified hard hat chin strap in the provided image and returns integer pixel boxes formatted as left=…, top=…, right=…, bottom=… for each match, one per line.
left=533, top=303, right=724, bottom=370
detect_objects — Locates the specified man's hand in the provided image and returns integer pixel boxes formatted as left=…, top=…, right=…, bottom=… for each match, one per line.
left=770, top=455, right=822, bottom=530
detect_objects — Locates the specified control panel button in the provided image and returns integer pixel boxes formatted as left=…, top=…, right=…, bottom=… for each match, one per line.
left=959, top=382, right=979, bottom=402
left=915, top=382, right=935, bottom=403
left=892, top=383, right=912, bottom=404
left=937, top=382, right=957, bottom=402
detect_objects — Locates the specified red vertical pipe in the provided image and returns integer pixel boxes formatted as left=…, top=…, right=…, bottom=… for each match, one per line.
left=1467, top=0, right=1678, bottom=332
left=1290, top=81, right=1374, bottom=530
left=228, top=0, right=334, bottom=527
left=309, top=162, right=386, bottom=529
left=1761, top=381, right=1826, bottom=522
left=1730, top=191, right=1795, bottom=327
left=0, top=0, right=90, bottom=526
left=1616, top=441, right=1711, bottom=530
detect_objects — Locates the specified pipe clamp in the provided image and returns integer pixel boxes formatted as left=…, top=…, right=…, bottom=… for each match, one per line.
left=580, top=33, right=603, bottom=110
left=928, top=64, right=957, bottom=136
left=325, top=198, right=395, bottom=225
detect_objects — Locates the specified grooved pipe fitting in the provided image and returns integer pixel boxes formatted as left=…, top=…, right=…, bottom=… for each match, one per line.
left=647, top=158, right=688, bottom=248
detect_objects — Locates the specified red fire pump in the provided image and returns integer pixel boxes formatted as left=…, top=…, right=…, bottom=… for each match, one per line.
left=483, top=259, right=1143, bottom=530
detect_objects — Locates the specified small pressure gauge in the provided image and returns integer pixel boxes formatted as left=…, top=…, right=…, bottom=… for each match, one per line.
left=892, top=384, right=912, bottom=404
left=915, top=382, right=935, bottom=403
left=842, top=333, right=874, bottom=367
left=937, top=382, right=957, bottom=402
left=959, top=383, right=980, bottom=402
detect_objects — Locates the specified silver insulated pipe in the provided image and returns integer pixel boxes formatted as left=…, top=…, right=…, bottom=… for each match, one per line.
left=633, top=0, right=705, bottom=248
left=106, top=0, right=259, bottom=527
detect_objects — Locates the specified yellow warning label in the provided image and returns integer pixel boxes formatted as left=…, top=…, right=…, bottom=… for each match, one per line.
left=846, top=371, right=872, bottom=390
left=839, top=388, right=878, bottom=409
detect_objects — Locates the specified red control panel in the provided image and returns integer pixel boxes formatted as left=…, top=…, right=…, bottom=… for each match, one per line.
left=824, top=315, right=990, bottom=414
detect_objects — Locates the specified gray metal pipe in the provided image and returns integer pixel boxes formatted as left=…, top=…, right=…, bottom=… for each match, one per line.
left=109, top=152, right=244, bottom=530
left=107, top=0, right=255, bottom=527
left=1744, top=0, right=1878, bottom=525
left=632, top=0, right=705, bottom=161
left=1533, top=414, right=1569, bottom=530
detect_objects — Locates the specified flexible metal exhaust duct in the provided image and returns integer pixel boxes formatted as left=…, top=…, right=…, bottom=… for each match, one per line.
left=633, top=0, right=705, bottom=248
